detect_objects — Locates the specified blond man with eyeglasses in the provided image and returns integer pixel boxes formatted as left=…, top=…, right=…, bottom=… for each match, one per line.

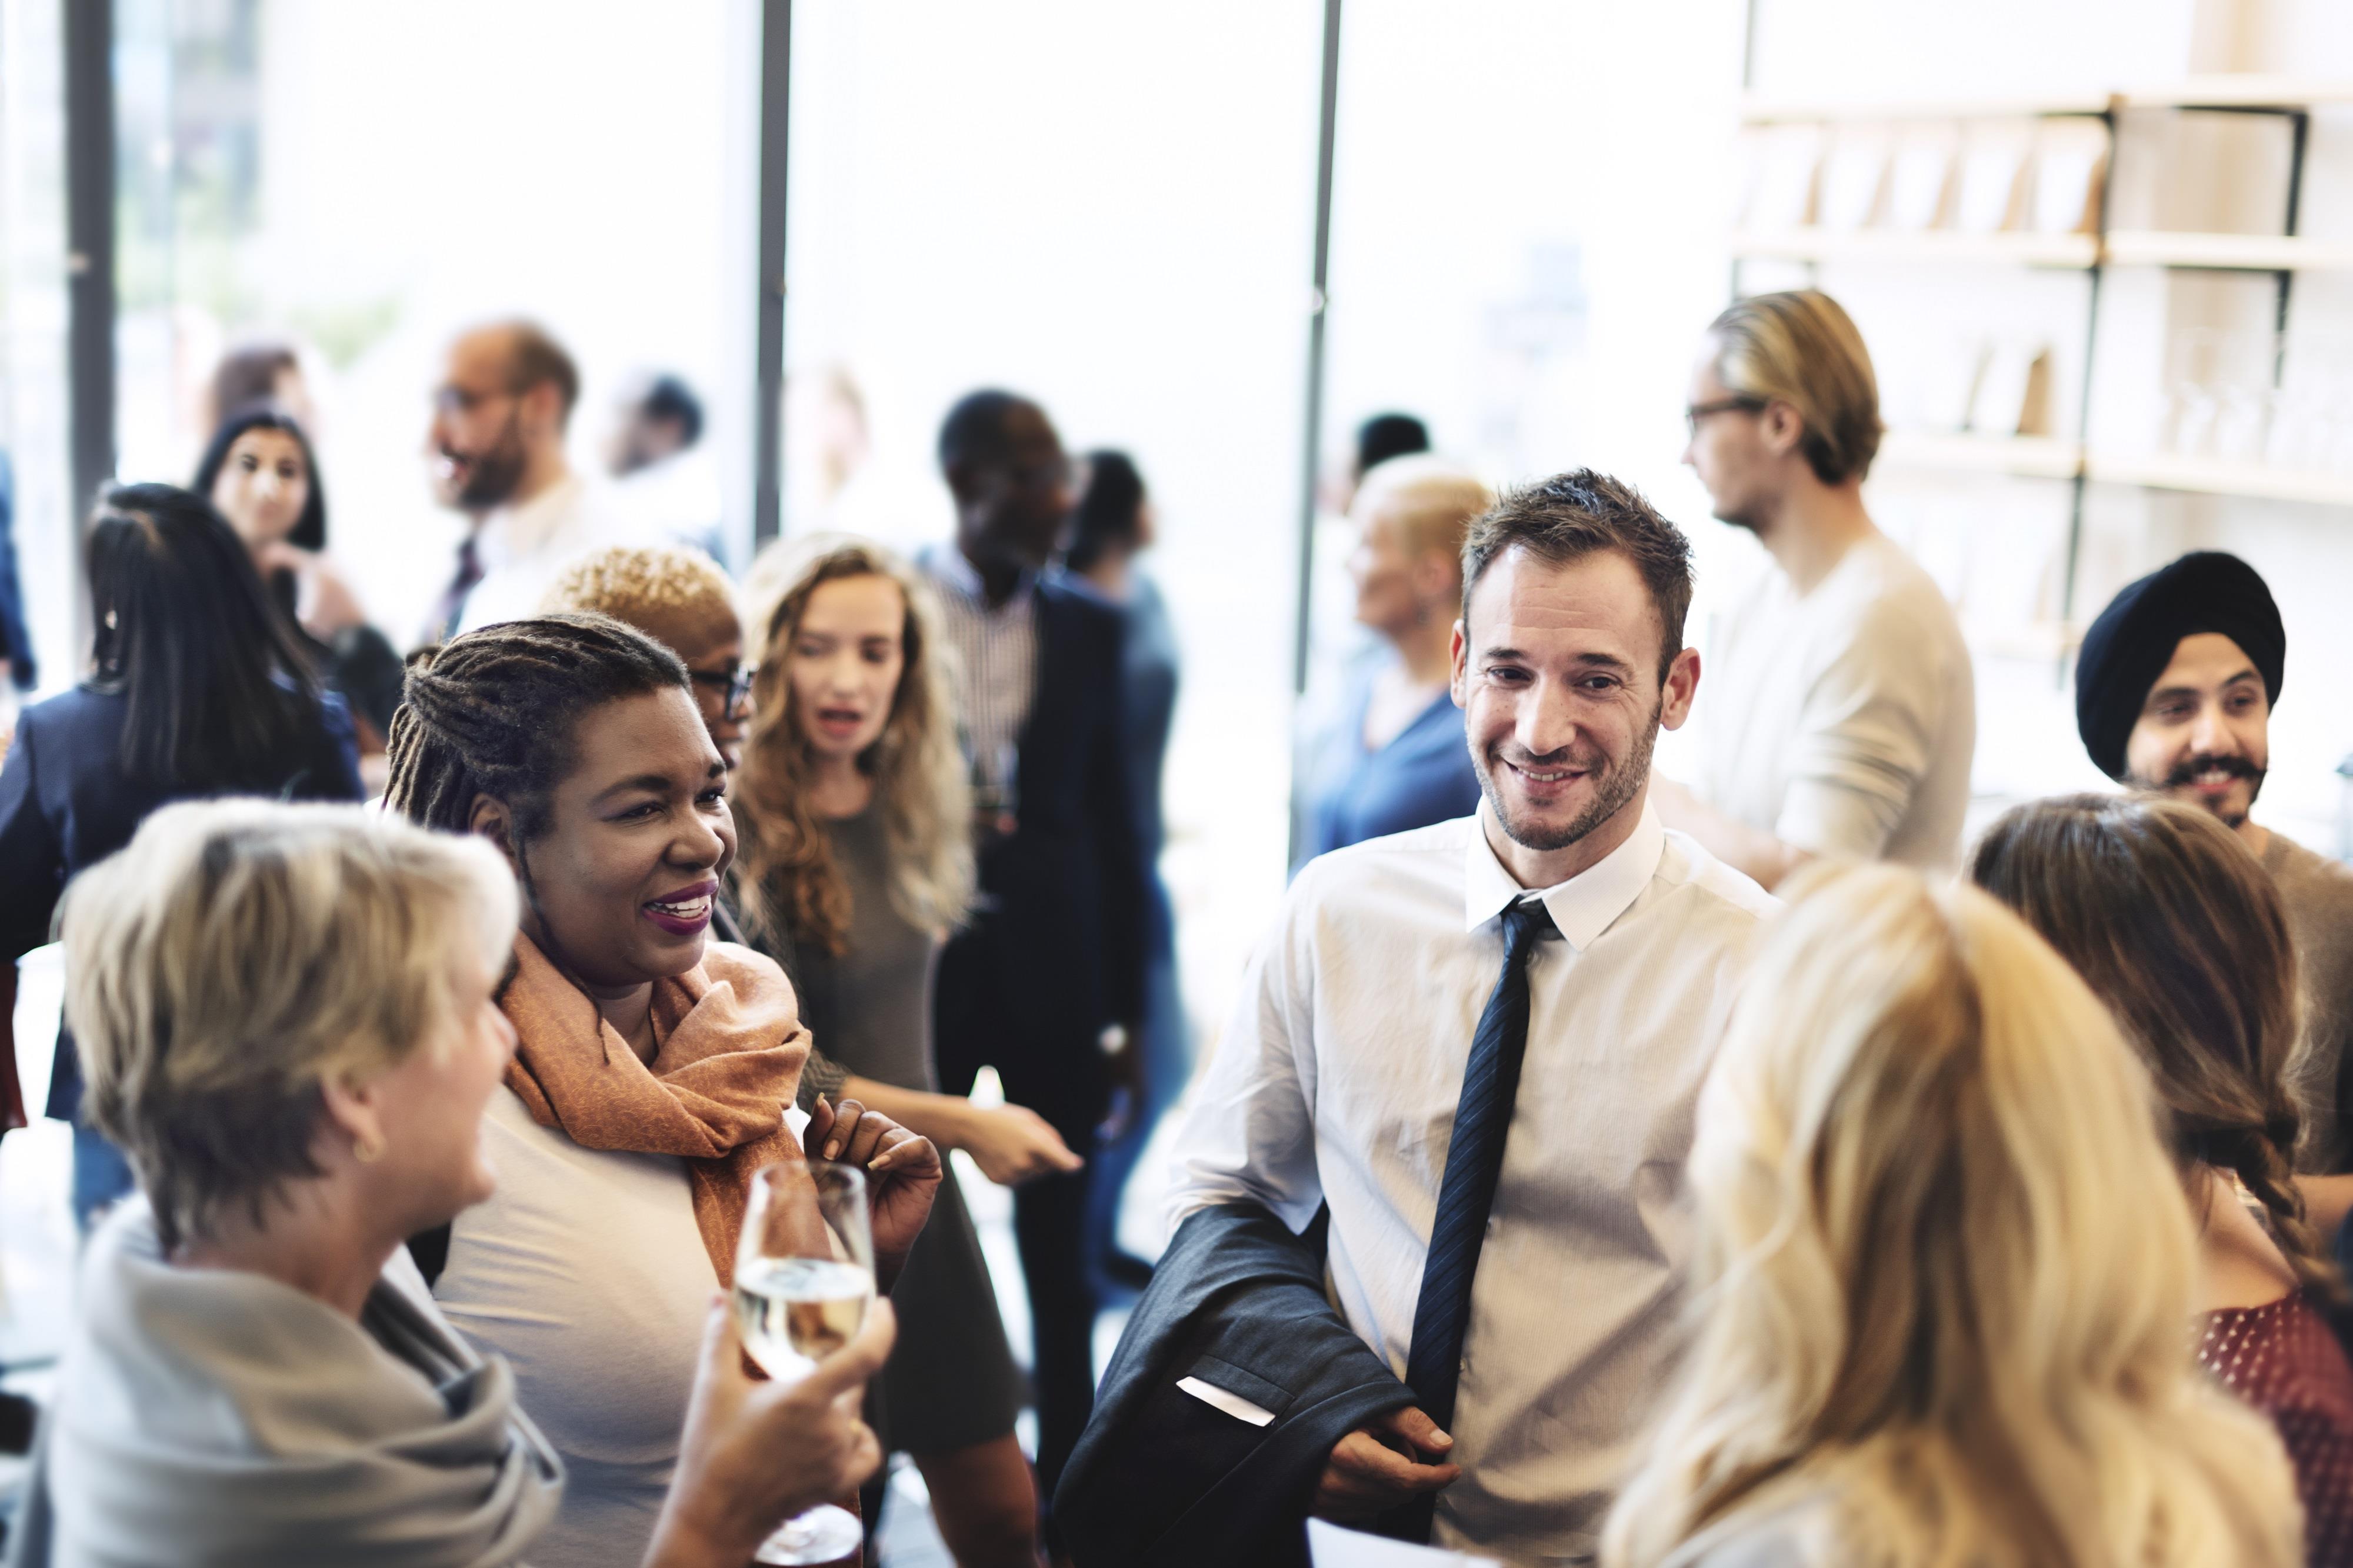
left=1654, top=289, right=1975, bottom=887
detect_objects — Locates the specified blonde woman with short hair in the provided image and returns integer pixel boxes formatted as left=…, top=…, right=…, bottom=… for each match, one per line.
left=18, top=799, right=896, bottom=1568
left=1657, top=288, right=1974, bottom=888
left=542, top=545, right=749, bottom=770
left=1604, top=862, right=2301, bottom=1568
left=735, top=533, right=1071, bottom=1568
left=1298, top=453, right=1494, bottom=863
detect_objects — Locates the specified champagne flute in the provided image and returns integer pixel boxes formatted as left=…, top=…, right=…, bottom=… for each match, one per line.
left=734, top=1160, right=879, bottom=1566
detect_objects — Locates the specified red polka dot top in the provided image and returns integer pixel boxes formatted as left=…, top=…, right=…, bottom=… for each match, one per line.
left=2199, top=1292, right=2353, bottom=1568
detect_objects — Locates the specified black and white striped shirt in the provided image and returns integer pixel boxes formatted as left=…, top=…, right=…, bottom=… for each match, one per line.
left=920, top=544, right=1039, bottom=786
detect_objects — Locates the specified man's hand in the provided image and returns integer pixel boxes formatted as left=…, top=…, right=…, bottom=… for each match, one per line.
left=959, top=1100, right=1085, bottom=1186
left=1310, top=1405, right=1460, bottom=1522
left=644, top=1296, right=894, bottom=1568
left=805, top=1096, right=942, bottom=1292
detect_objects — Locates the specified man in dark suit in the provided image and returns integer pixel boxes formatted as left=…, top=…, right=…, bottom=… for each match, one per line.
left=921, top=389, right=1148, bottom=1507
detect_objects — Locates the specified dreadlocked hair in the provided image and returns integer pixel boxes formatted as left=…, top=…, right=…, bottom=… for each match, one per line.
left=385, top=614, right=689, bottom=843
left=1970, top=792, right=2345, bottom=1306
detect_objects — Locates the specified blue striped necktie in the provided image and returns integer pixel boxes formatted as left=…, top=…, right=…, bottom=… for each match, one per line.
left=1384, top=895, right=1558, bottom=1543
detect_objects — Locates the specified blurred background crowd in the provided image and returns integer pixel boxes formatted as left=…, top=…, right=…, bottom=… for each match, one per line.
left=3, top=2, right=2353, bottom=1565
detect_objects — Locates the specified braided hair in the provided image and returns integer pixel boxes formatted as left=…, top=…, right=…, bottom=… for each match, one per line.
left=385, top=614, right=689, bottom=846
left=1970, top=792, right=2343, bottom=1303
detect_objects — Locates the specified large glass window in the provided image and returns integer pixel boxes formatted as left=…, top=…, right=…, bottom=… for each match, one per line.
left=781, top=0, right=1325, bottom=1024
left=0, top=0, right=76, bottom=698
left=99, top=0, right=759, bottom=650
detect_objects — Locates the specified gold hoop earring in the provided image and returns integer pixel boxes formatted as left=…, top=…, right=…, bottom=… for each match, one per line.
left=354, top=1135, right=385, bottom=1165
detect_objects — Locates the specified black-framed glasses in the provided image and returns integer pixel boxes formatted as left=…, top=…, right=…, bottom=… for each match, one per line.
left=689, top=664, right=758, bottom=715
left=1685, top=396, right=1767, bottom=439
left=431, top=383, right=521, bottom=417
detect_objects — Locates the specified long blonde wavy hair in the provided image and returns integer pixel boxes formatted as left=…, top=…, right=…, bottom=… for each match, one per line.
left=1603, top=863, right=2301, bottom=1568
left=734, top=534, right=972, bottom=956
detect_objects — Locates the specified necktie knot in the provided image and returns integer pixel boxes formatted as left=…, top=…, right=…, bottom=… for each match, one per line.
left=1501, top=897, right=1557, bottom=962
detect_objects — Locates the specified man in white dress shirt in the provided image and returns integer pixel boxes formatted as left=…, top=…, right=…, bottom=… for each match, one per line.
left=423, top=321, right=631, bottom=640
left=1653, top=289, right=1975, bottom=884
left=1168, top=470, right=1777, bottom=1564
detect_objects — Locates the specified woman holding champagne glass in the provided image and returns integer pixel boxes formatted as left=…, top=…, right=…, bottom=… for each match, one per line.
left=385, top=612, right=942, bottom=1568
left=16, top=798, right=896, bottom=1567
left=735, top=535, right=1056, bottom=1567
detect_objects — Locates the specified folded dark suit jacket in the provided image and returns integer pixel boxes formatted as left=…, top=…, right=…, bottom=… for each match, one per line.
left=1056, top=1200, right=1415, bottom=1567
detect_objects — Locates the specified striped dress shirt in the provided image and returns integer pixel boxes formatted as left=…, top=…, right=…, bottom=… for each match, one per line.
left=921, top=544, right=1040, bottom=780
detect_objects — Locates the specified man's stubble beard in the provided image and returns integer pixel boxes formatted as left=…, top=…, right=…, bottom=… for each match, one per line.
left=1476, top=695, right=1663, bottom=853
left=456, top=409, right=530, bottom=511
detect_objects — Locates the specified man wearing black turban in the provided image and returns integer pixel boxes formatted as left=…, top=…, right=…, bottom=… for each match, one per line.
left=2075, top=551, right=2353, bottom=1173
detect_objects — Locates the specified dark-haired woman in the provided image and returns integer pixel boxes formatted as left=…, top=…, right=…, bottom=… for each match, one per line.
left=1065, top=451, right=1187, bottom=1290
left=1972, top=792, right=2353, bottom=1567
left=195, top=402, right=405, bottom=749
left=0, top=484, right=363, bottom=1229
left=385, top=611, right=942, bottom=1568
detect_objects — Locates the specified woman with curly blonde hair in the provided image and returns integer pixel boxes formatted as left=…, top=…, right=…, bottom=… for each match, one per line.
left=1603, top=862, right=2302, bottom=1568
left=735, top=533, right=1073, bottom=1566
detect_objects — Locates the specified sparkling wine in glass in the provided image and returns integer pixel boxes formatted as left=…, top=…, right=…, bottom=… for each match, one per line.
left=732, top=1160, right=878, bottom=1566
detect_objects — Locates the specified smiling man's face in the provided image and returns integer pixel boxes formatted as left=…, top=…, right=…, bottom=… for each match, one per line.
left=2123, top=631, right=2271, bottom=831
left=1451, top=545, right=1695, bottom=860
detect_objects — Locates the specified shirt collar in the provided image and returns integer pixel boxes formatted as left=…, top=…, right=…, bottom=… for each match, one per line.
left=478, top=470, right=584, bottom=566
left=925, top=542, right=1036, bottom=611
left=1461, top=796, right=1667, bottom=951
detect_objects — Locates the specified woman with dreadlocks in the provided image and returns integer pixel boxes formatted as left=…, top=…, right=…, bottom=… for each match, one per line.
left=384, top=612, right=942, bottom=1568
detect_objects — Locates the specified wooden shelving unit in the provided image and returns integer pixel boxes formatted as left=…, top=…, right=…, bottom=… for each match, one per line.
left=2117, top=76, right=2353, bottom=110
left=1880, top=438, right=2353, bottom=510
left=2083, top=451, right=2353, bottom=508
left=2102, top=231, right=2353, bottom=271
left=1877, top=432, right=2085, bottom=479
left=1732, top=229, right=2100, bottom=268
left=1735, top=76, right=2353, bottom=641
left=1737, top=229, right=2353, bottom=272
left=1740, top=92, right=2111, bottom=123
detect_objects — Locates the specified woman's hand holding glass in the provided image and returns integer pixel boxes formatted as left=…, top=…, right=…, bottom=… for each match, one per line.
left=643, top=1293, right=894, bottom=1568
left=802, top=1096, right=941, bottom=1291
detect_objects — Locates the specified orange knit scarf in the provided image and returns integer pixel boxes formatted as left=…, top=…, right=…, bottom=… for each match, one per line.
left=499, top=931, right=811, bottom=1287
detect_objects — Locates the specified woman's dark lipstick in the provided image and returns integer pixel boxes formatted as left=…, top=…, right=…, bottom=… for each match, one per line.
left=641, top=879, right=718, bottom=936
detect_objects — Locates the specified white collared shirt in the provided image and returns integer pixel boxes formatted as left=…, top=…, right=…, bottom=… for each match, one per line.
left=453, top=471, right=635, bottom=635
left=1168, top=803, right=1777, bottom=1564
left=920, top=544, right=1039, bottom=775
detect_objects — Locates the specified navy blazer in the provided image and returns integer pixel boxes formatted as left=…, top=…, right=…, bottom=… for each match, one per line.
left=0, top=683, right=364, bottom=1113
left=1056, top=1201, right=1414, bottom=1567
left=935, top=575, right=1149, bottom=1106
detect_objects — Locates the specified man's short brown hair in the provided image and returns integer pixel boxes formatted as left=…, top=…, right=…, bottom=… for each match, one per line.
left=1460, top=469, right=1695, bottom=682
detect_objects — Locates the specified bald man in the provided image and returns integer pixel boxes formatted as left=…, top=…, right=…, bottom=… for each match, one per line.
left=423, top=320, right=632, bottom=641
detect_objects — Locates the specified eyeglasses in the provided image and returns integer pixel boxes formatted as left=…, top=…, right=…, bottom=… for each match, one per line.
left=431, top=383, right=520, bottom=417
left=689, top=664, right=758, bottom=716
left=1685, top=396, right=1767, bottom=439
